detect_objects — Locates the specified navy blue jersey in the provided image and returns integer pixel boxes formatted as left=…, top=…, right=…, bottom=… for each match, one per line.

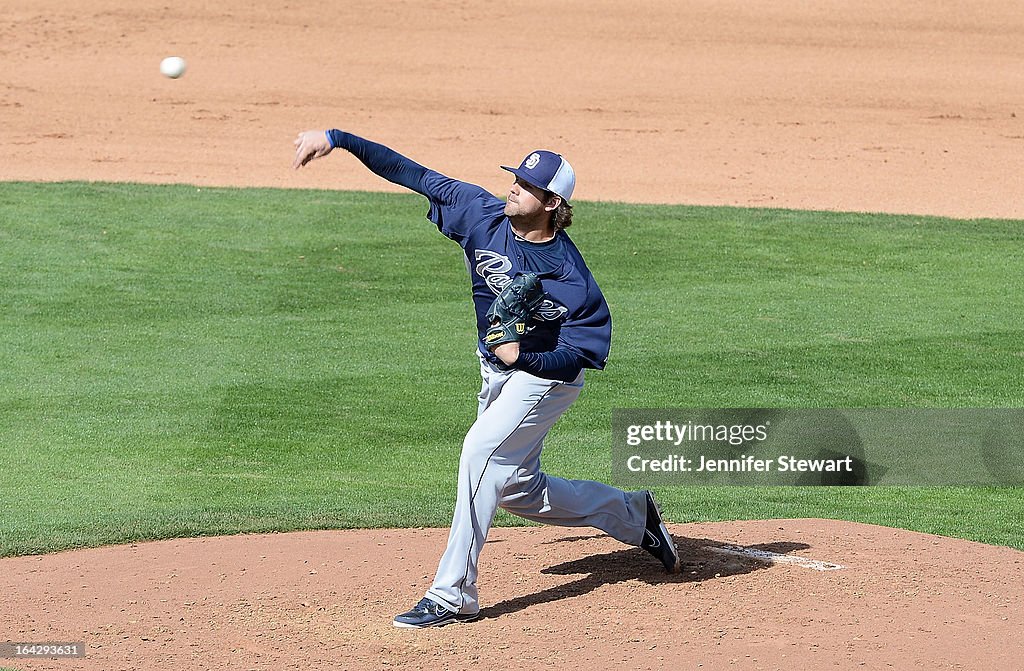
left=327, top=130, right=612, bottom=381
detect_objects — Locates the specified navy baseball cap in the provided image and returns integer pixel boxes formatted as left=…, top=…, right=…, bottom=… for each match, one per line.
left=501, top=150, right=575, bottom=201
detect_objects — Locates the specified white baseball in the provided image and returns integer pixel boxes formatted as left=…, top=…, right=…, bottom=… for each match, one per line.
left=159, top=56, right=187, bottom=79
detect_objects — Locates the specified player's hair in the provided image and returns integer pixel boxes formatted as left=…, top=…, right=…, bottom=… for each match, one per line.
left=552, top=199, right=573, bottom=231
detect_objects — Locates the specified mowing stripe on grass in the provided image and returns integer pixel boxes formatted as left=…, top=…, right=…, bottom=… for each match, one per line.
left=1, top=181, right=1022, bottom=555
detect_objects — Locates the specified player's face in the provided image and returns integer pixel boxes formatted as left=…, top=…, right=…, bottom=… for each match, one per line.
left=505, top=177, right=555, bottom=218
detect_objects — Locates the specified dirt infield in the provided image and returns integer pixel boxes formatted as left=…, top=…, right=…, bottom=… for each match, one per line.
left=2, top=0, right=1023, bottom=218
left=3, top=1, right=1024, bottom=669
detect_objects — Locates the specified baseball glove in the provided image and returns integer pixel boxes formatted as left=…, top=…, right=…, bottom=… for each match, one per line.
left=484, top=273, right=545, bottom=349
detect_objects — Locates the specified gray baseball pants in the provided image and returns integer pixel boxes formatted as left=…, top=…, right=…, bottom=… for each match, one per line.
left=425, top=352, right=648, bottom=615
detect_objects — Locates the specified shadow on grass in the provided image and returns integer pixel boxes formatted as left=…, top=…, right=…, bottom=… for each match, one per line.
left=480, top=534, right=809, bottom=620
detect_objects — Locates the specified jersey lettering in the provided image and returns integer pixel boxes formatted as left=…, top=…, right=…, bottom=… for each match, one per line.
left=473, top=250, right=513, bottom=294
left=474, top=249, right=568, bottom=322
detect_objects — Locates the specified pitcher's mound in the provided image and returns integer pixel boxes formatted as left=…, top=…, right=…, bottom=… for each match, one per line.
left=2, top=519, right=1022, bottom=670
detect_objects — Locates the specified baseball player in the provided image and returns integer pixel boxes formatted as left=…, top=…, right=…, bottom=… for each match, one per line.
left=292, top=129, right=681, bottom=628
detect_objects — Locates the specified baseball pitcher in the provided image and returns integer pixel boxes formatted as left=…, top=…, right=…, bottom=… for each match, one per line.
left=292, top=129, right=681, bottom=628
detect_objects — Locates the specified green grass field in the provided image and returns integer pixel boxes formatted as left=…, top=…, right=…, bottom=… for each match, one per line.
left=1, top=181, right=1022, bottom=557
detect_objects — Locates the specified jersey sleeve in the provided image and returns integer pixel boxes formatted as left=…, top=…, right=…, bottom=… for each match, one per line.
left=516, top=348, right=584, bottom=383
left=327, top=129, right=432, bottom=194
left=515, top=277, right=612, bottom=380
left=327, top=130, right=504, bottom=244
left=419, top=171, right=506, bottom=244
left=559, top=279, right=612, bottom=371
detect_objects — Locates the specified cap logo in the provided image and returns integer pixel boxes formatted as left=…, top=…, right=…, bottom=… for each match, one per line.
left=525, top=153, right=541, bottom=170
